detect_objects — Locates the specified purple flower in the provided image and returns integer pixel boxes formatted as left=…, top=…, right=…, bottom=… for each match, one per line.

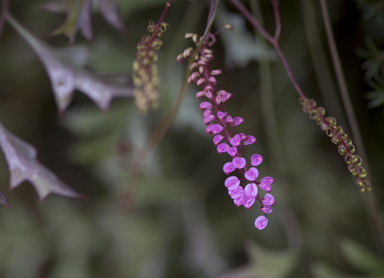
left=213, top=135, right=224, bottom=145
left=244, top=183, right=258, bottom=197
left=225, top=176, right=240, bottom=190
left=251, top=154, right=263, bottom=166
left=217, top=111, right=227, bottom=120
left=217, top=143, right=229, bottom=154
left=229, top=135, right=241, bottom=146
left=204, top=114, right=215, bottom=125
left=259, top=176, right=274, bottom=192
left=243, top=135, right=256, bottom=145
left=245, top=167, right=259, bottom=181
left=263, top=193, right=275, bottom=205
left=227, top=146, right=238, bottom=157
left=223, top=162, right=236, bottom=174
left=233, top=117, right=244, bottom=126
left=233, top=195, right=244, bottom=206
left=225, top=115, right=234, bottom=125
left=260, top=205, right=273, bottom=214
left=211, top=124, right=223, bottom=134
left=232, top=157, right=246, bottom=169
left=255, top=216, right=268, bottom=230
left=243, top=194, right=255, bottom=209
left=230, top=186, right=244, bottom=199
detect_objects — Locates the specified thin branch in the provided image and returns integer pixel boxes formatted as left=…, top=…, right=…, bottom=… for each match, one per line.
left=230, top=0, right=274, bottom=43
left=319, top=0, right=384, bottom=250
left=125, top=0, right=221, bottom=207
left=271, top=0, right=281, bottom=41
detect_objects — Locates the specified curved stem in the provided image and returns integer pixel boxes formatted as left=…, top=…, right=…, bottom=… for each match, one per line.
left=126, top=0, right=221, bottom=207
left=230, top=0, right=274, bottom=43
left=272, top=41, right=306, bottom=100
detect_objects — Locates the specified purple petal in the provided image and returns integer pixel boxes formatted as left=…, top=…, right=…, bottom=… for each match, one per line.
left=251, top=154, right=263, bottom=166
left=238, top=133, right=246, bottom=140
left=205, top=90, right=212, bottom=99
left=190, top=72, right=200, bottom=82
left=229, top=135, right=241, bottom=146
left=243, top=195, right=255, bottom=209
left=233, top=196, right=244, bottom=206
left=263, top=193, right=275, bottom=205
left=244, top=167, right=259, bottom=181
left=206, top=124, right=214, bottom=135
left=217, top=143, right=229, bottom=154
left=232, top=157, right=246, bottom=169
left=225, top=176, right=240, bottom=190
left=261, top=176, right=275, bottom=185
left=221, top=92, right=232, bottom=102
left=259, top=182, right=272, bottom=192
left=211, top=124, right=223, bottom=134
left=213, top=135, right=224, bottom=146
left=196, top=91, right=205, bottom=99
left=243, top=135, right=256, bottom=145
left=217, top=111, right=227, bottom=120
left=227, top=146, right=238, bottom=157
left=204, top=114, right=215, bottom=125
left=223, top=162, right=236, bottom=174
left=216, top=94, right=222, bottom=104
left=199, top=101, right=212, bottom=111
left=233, top=117, right=244, bottom=126
left=225, top=115, right=234, bottom=125
left=230, top=187, right=244, bottom=199
left=260, top=205, right=273, bottom=213
left=203, top=109, right=212, bottom=117
left=255, top=216, right=268, bottom=230
left=244, top=183, right=258, bottom=197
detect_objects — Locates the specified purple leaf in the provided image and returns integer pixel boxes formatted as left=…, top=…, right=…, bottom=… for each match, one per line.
left=96, top=0, right=125, bottom=32
left=42, top=0, right=125, bottom=42
left=0, top=122, right=83, bottom=201
left=0, top=190, right=11, bottom=208
left=7, top=15, right=133, bottom=113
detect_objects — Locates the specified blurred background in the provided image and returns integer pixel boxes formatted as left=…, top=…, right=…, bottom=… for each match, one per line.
left=0, top=0, right=383, bottom=277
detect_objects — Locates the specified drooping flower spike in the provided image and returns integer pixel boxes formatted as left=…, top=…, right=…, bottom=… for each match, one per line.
left=178, top=32, right=275, bottom=230
left=300, top=98, right=371, bottom=192
left=132, top=1, right=172, bottom=114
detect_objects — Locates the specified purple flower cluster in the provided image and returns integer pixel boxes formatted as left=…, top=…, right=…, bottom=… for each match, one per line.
left=178, top=33, right=275, bottom=230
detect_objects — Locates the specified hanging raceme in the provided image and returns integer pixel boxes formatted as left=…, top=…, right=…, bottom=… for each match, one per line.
left=178, top=32, right=275, bottom=230
left=132, top=1, right=172, bottom=114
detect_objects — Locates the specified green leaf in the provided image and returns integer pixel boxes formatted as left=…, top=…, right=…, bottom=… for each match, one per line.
left=217, top=241, right=298, bottom=278
left=311, top=262, right=366, bottom=278
left=340, top=239, right=384, bottom=273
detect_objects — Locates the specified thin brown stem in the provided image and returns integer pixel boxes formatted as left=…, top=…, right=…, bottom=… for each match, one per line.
left=272, top=41, right=306, bottom=100
left=230, top=0, right=274, bottom=43
left=271, top=0, right=281, bottom=41
left=149, top=0, right=173, bottom=42
left=125, top=0, right=220, bottom=207
left=319, top=0, right=384, bottom=249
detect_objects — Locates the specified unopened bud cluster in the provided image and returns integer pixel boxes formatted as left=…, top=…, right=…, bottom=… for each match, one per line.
left=300, top=98, right=371, bottom=193
left=178, top=33, right=275, bottom=230
left=132, top=21, right=169, bottom=113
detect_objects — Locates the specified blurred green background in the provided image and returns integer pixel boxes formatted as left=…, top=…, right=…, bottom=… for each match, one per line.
left=0, top=0, right=383, bottom=277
